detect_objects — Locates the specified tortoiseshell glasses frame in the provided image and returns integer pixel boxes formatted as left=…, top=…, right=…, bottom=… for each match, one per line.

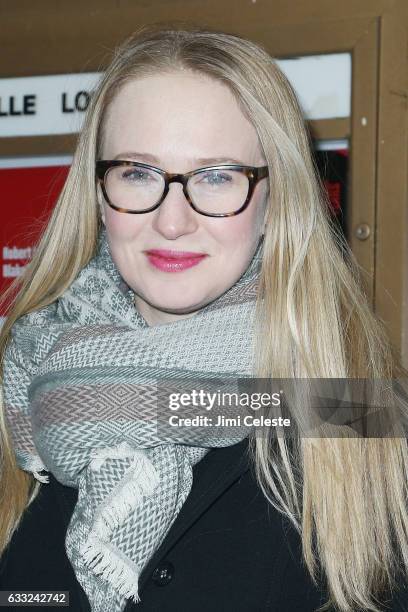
left=95, top=160, right=269, bottom=218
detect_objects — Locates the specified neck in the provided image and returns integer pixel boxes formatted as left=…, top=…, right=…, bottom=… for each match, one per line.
left=134, top=295, right=201, bottom=326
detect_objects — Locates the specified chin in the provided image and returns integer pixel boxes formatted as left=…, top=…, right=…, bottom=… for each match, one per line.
left=153, top=301, right=204, bottom=315
left=144, top=292, right=207, bottom=314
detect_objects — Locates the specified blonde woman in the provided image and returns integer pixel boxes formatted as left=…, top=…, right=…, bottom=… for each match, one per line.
left=1, top=26, right=408, bottom=612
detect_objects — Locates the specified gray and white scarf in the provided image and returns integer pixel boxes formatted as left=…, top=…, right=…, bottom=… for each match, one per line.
left=2, top=228, right=262, bottom=611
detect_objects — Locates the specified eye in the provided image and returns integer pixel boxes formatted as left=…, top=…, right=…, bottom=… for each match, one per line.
left=199, top=170, right=233, bottom=185
left=120, top=167, right=159, bottom=183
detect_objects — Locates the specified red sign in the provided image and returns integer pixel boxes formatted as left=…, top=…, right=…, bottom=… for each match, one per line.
left=0, top=163, right=70, bottom=316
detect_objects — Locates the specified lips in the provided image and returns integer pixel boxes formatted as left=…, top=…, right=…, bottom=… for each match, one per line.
left=144, top=249, right=208, bottom=272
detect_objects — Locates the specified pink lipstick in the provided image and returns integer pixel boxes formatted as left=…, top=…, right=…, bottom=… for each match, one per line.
left=144, top=249, right=208, bottom=272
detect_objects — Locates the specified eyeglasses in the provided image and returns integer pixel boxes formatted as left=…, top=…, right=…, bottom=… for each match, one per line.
left=95, top=160, right=269, bottom=217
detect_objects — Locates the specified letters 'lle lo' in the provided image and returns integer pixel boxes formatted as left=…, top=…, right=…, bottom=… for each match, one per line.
left=0, top=95, right=36, bottom=117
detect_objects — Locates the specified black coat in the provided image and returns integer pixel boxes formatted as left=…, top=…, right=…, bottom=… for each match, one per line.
left=1, top=438, right=407, bottom=612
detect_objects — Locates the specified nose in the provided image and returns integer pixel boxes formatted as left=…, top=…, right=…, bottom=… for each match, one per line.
left=151, top=182, right=199, bottom=240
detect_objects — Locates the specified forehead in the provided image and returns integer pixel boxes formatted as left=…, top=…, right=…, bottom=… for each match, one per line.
left=101, top=71, right=262, bottom=163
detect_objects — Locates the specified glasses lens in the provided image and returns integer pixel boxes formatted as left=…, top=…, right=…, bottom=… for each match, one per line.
left=105, top=165, right=165, bottom=211
left=187, top=168, right=250, bottom=215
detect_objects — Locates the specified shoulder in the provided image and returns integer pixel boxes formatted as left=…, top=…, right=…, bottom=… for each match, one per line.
left=0, top=480, right=89, bottom=611
left=3, top=302, right=71, bottom=374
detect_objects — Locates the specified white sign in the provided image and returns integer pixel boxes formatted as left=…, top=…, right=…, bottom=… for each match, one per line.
left=0, top=72, right=101, bottom=137
left=0, top=54, right=351, bottom=137
left=277, top=54, right=351, bottom=120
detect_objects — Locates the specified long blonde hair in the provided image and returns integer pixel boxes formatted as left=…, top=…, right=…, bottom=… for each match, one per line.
left=1, top=25, right=407, bottom=612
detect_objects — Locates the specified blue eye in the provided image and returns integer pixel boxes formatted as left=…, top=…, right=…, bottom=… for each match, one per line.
left=200, top=171, right=233, bottom=185
left=121, top=169, right=155, bottom=182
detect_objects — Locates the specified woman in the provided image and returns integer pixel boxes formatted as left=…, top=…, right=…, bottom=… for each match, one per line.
left=1, top=25, right=408, bottom=612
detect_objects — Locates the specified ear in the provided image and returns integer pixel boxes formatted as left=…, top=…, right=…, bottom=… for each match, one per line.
left=260, top=198, right=268, bottom=237
left=261, top=214, right=266, bottom=237
left=96, top=184, right=106, bottom=226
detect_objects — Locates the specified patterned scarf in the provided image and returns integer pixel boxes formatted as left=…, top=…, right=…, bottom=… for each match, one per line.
left=2, top=228, right=262, bottom=611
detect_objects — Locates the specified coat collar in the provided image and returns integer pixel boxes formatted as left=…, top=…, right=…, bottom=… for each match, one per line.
left=138, top=437, right=252, bottom=590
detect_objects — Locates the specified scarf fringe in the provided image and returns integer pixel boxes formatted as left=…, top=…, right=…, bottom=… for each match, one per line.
left=79, top=443, right=160, bottom=601
left=89, top=441, right=142, bottom=471
left=79, top=532, right=141, bottom=602
left=33, top=470, right=50, bottom=484
left=94, top=451, right=160, bottom=537
left=20, top=453, right=50, bottom=484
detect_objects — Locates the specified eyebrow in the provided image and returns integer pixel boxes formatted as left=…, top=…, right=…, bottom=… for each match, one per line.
left=113, top=151, right=246, bottom=165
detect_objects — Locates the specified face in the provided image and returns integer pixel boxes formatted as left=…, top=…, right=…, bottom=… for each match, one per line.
left=98, top=70, right=268, bottom=326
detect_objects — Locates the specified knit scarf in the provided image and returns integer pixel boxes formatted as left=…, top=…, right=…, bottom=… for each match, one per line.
left=2, top=228, right=262, bottom=612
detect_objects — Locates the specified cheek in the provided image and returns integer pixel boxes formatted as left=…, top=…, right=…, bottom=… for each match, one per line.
left=210, top=202, right=264, bottom=247
left=103, top=205, right=147, bottom=240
